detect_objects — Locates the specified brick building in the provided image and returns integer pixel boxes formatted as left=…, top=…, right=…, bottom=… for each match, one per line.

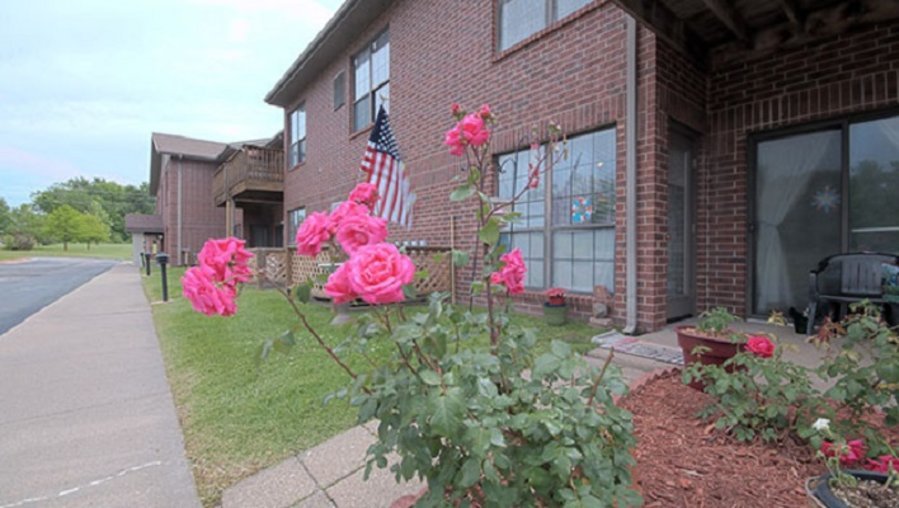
left=149, top=132, right=284, bottom=265
left=264, top=0, right=899, bottom=332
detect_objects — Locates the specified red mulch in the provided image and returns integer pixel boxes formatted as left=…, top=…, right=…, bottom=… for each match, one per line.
left=620, top=371, right=821, bottom=508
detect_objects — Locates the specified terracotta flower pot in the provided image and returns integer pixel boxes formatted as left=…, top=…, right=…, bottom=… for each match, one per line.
left=805, top=470, right=890, bottom=508
left=676, top=325, right=743, bottom=390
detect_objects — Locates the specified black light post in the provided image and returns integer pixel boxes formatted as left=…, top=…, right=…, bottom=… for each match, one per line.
left=156, top=252, right=170, bottom=302
left=144, top=252, right=152, bottom=276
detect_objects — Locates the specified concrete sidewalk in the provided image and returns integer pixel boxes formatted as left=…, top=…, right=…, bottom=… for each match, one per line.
left=0, top=263, right=201, bottom=508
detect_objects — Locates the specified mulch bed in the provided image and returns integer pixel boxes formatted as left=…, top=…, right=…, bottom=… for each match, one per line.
left=620, top=371, right=821, bottom=507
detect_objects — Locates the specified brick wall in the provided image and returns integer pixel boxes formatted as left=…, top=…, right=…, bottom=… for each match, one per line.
left=158, top=157, right=226, bottom=265
left=279, top=0, right=661, bottom=328
left=700, top=23, right=899, bottom=316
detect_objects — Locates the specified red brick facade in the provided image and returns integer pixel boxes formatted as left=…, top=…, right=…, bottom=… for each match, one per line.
left=155, top=157, right=225, bottom=265
left=271, top=0, right=899, bottom=331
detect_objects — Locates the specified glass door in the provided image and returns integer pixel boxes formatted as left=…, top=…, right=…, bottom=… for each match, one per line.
left=666, top=130, right=695, bottom=320
left=849, top=116, right=899, bottom=252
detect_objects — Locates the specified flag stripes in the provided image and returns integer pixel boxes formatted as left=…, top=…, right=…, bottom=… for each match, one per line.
left=359, top=106, right=415, bottom=227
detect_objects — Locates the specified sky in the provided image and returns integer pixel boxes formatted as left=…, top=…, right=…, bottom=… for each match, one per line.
left=0, top=0, right=342, bottom=206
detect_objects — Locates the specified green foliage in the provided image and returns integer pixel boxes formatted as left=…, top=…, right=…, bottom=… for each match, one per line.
left=0, top=197, right=10, bottom=235
left=816, top=302, right=899, bottom=439
left=77, top=213, right=111, bottom=248
left=348, top=294, right=639, bottom=507
left=45, top=204, right=84, bottom=250
left=682, top=342, right=824, bottom=443
left=696, top=306, right=740, bottom=336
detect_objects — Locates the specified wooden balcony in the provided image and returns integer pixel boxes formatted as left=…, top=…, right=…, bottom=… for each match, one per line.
left=213, top=146, right=283, bottom=206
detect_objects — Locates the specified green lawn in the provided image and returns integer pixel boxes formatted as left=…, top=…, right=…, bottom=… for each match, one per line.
left=143, top=268, right=602, bottom=506
left=0, top=242, right=131, bottom=261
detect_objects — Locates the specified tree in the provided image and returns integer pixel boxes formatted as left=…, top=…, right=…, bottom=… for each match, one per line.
left=77, top=213, right=110, bottom=249
left=45, top=205, right=83, bottom=251
left=0, top=197, right=10, bottom=236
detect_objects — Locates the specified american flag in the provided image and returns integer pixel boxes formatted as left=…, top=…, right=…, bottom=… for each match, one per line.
left=360, top=106, right=415, bottom=227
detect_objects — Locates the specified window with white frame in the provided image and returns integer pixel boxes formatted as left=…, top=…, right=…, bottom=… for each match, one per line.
left=287, top=207, right=306, bottom=246
left=498, top=127, right=616, bottom=293
left=353, top=30, right=389, bottom=132
left=498, top=0, right=592, bottom=51
left=288, top=104, right=306, bottom=167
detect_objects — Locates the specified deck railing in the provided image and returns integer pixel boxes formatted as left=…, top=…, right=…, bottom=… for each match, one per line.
left=213, top=147, right=283, bottom=205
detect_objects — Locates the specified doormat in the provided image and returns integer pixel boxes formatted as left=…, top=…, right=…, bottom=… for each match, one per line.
left=592, top=331, right=684, bottom=365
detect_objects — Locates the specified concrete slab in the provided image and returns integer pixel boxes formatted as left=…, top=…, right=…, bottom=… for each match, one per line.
left=222, top=457, right=317, bottom=508
left=325, top=461, right=422, bottom=508
left=301, top=425, right=376, bottom=488
left=0, top=263, right=200, bottom=508
left=293, top=489, right=336, bottom=508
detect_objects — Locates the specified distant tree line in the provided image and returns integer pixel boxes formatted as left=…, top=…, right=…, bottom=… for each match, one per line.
left=0, top=178, right=155, bottom=251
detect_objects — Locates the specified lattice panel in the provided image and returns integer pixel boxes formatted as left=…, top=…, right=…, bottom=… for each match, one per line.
left=408, top=248, right=451, bottom=295
left=264, top=251, right=288, bottom=286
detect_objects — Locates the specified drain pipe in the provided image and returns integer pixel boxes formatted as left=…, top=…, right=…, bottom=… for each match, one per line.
left=177, top=155, right=184, bottom=266
left=623, top=15, right=638, bottom=335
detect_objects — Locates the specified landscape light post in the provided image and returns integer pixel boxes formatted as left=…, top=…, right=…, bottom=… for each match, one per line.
left=144, top=252, right=152, bottom=276
left=156, top=252, right=169, bottom=302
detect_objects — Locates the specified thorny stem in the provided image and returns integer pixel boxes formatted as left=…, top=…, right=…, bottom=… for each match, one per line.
left=587, top=349, right=615, bottom=407
left=277, top=286, right=371, bottom=394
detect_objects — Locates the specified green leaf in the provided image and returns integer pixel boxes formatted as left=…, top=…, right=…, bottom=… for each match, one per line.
left=551, top=340, right=572, bottom=358
left=450, top=184, right=476, bottom=202
left=429, top=388, right=465, bottom=437
left=420, top=370, right=442, bottom=386
left=458, top=457, right=481, bottom=488
left=402, top=284, right=418, bottom=300
left=452, top=250, right=470, bottom=267
left=293, top=283, right=312, bottom=303
left=479, top=219, right=500, bottom=247
left=533, top=354, right=561, bottom=378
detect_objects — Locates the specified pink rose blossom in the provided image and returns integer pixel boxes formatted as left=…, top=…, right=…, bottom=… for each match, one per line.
left=181, top=265, right=237, bottom=316
left=343, top=243, right=415, bottom=304
left=478, top=103, right=492, bottom=120
left=450, top=103, right=462, bottom=116
left=328, top=201, right=371, bottom=234
left=821, top=439, right=866, bottom=467
left=865, top=454, right=899, bottom=473
left=745, top=335, right=776, bottom=358
left=348, top=182, right=379, bottom=209
left=295, top=212, right=332, bottom=257
left=324, top=263, right=357, bottom=304
left=335, top=213, right=388, bottom=255
left=490, top=248, right=526, bottom=294
left=197, top=236, right=254, bottom=284
left=444, top=112, right=491, bottom=157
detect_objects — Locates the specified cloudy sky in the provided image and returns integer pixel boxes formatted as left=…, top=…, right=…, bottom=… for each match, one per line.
left=0, top=0, right=341, bottom=206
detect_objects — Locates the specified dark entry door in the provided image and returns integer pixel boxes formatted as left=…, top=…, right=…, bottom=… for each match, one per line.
left=667, top=129, right=696, bottom=320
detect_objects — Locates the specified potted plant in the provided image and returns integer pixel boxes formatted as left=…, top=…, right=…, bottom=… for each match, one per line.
left=676, top=307, right=745, bottom=388
left=543, top=287, right=567, bottom=325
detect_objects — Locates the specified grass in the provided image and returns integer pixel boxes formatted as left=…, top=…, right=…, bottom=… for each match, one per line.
left=0, top=242, right=132, bottom=261
left=143, top=269, right=602, bottom=506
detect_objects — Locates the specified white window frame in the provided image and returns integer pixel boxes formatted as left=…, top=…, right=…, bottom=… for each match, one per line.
left=288, top=104, right=306, bottom=168
left=497, top=0, right=592, bottom=51
left=352, top=30, right=389, bottom=132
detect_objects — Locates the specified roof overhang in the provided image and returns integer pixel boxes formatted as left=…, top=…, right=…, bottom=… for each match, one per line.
left=264, top=0, right=394, bottom=107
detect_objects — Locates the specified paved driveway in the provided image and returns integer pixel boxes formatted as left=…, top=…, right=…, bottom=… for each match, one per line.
left=0, top=257, right=116, bottom=335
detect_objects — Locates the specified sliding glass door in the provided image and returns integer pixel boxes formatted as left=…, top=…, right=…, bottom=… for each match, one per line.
left=753, top=113, right=899, bottom=315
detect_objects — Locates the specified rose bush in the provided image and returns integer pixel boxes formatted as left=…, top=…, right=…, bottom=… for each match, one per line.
left=186, top=105, right=640, bottom=507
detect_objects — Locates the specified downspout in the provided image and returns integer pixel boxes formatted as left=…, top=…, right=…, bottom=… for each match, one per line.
left=177, top=155, right=183, bottom=266
left=623, top=15, right=638, bottom=334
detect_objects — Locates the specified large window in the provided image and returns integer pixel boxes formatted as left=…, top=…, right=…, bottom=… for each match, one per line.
left=752, top=113, right=899, bottom=315
left=287, top=207, right=306, bottom=246
left=498, top=127, right=616, bottom=293
left=353, top=30, right=389, bottom=132
left=288, top=104, right=306, bottom=167
left=498, top=0, right=592, bottom=50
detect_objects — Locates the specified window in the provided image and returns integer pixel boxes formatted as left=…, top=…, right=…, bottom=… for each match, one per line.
left=498, top=127, right=616, bottom=293
left=333, top=72, right=346, bottom=110
left=752, top=113, right=899, bottom=315
left=288, top=104, right=306, bottom=167
left=498, top=0, right=592, bottom=50
left=353, top=30, right=389, bottom=132
left=287, top=207, right=306, bottom=246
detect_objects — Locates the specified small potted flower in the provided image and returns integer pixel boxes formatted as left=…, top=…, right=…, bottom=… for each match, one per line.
left=543, top=287, right=567, bottom=325
left=676, top=307, right=745, bottom=372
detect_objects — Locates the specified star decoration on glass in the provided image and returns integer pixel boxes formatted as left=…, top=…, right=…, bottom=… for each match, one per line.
left=812, top=185, right=839, bottom=213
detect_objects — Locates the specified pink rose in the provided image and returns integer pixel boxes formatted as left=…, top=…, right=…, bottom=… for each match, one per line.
left=329, top=201, right=371, bottom=234
left=324, top=263, right=357, bottom=304
left=490, top=248, right=526, bottom=294
left=450, top=103, right=462, bottom=117
left=197, top=237, right=254, bottom=284
left=335, top=213, right=388, bottom=255
left=865, top=455, right=899, bottom=473
left=821, top=439, right=866, bottom=467
left=745, top=335, right=775, bottom=358
left=182, top=265, right=237, bottom=316
left=343, top=243, right=415, bottom=304
left=478, top=103, right=492, bottom=120
left=295, top=212, right=332, bottom=257
left=444, top=112, right=491, bottom=157
left=348, top=182, right=379, bottom=209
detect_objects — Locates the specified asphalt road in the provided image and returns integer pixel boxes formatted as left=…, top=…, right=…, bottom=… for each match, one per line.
left=0, top=257, right=117, bottom=335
